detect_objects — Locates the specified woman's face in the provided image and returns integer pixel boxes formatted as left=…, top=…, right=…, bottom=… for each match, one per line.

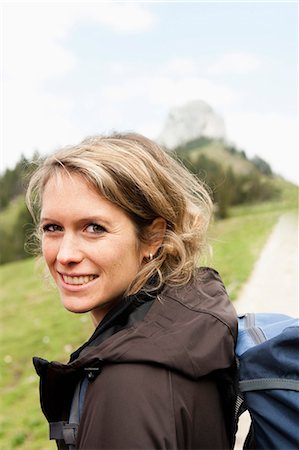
left=41, top=172, right=151, bottom=325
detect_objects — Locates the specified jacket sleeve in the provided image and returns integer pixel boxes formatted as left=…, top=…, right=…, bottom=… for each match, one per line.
left=76, top=361, right=231, bottom=450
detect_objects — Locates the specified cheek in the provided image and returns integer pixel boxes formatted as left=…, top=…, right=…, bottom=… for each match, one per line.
left=42, top=238, right=56, bottom=266
left=125, top=239, right=145, bottom=271
left=101, top=238, right=142, bottom=273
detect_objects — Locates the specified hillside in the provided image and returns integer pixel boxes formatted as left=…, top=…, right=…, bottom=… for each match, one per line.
left=172, top=137, right=283, bottom=218
left=174, top=136, right=271, bottom=176
left=188, top=141, right=254, bottom=175
left=0, top=195, right=33, bottom=264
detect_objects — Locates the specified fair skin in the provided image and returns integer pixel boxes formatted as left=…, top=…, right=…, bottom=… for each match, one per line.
left=41, top=171, right=166, bottom=325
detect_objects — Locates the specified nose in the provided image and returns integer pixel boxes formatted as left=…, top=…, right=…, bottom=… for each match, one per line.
left=56, top=234, right=84, bottom=265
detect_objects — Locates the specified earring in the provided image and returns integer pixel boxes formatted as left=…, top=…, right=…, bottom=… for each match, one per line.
left=149, top=253, right=153, bottom=261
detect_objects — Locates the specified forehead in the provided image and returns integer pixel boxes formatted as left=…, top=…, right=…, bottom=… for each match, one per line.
left=43, top=171, right=98, bottom=200
left=41, top=172, right=114, bottom=218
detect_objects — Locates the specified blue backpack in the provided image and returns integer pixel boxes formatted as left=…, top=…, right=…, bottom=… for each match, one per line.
left=236, top=313, right=299, bottom=449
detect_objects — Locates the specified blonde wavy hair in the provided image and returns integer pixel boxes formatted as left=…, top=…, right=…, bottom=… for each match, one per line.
left=26, top=132, right=213, bottom=295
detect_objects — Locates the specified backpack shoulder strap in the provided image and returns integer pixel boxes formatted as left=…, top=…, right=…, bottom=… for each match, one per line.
left=49, top=376, right=89, bottom=448
left=240, top=378, right=299, bottom=392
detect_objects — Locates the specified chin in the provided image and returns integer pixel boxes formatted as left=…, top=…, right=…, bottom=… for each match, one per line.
left=60, top=297, right=92, bottom=314
left=64, top=305, right=91, bottom=314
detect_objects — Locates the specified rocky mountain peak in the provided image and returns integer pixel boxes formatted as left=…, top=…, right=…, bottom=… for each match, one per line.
left=157, top=100, right=226, bottom=149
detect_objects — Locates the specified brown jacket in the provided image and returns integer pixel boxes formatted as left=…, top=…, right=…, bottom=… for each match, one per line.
left=34, top=268, right=238, bottom=449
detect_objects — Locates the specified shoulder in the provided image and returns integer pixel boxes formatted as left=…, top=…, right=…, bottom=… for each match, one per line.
left=162, top=267, right=230, bottom=311
left=160, top=267, right=237, bottom=340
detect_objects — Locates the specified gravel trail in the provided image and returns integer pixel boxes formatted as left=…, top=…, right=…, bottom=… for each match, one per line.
left=233, top=211, right=298, bottom=449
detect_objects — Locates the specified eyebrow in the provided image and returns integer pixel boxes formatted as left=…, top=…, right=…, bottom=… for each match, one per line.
left=40, top=216, right=111, bottom=225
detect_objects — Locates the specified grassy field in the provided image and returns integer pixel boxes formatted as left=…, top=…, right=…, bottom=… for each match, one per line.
left=0, top=191, right=297, bottom=449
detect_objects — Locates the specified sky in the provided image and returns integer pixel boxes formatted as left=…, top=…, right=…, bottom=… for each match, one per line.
left=1, top=1, right=298, bottom=183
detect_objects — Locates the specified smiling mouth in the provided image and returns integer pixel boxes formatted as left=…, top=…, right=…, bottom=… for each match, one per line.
left=62, top=274, right=98, bottom=285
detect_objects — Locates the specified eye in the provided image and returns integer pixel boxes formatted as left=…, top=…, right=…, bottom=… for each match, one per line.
left=42, top=224, right=62, bottom=233
left=85, top=223, right=107, bottom=234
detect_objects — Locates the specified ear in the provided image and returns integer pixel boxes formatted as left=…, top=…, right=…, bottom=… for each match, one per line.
left=142, top=217, right=167, bottom=259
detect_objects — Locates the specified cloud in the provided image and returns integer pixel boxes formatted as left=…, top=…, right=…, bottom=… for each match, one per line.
left=87, top=3, right=157, bottom=33
left=226, top=112, right=298, bottom=183
left=3, top=5, right=76, bottom=82
left=3, top=2, right=156, bottom=80
left=162, top=58, right=198, bottom=76
left=102, top=75, right=237, bottom=109
left=1, top=2, right=157, bottom=170
left=3, top=78, right=82, bottom=164
left=208, top=52, right=260, bottom=75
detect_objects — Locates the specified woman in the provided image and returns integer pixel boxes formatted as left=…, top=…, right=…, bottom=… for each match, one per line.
left=27, top=132, right=238, bottom=449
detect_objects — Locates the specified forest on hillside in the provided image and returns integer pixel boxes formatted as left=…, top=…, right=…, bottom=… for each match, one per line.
left=0, top=140, right=282, bottom=265
left=175, top=138, right=280, bottom=218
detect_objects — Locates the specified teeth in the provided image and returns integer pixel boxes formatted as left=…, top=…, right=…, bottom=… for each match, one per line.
left=62, top=275, right=97, bottom=285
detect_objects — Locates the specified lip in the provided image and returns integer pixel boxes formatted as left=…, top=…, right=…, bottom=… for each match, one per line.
left=57, top=272, right=99, bottom=292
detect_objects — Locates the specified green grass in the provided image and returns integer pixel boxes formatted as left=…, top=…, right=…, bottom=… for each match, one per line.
left=0, top=192, right=297, bottom=449
left=209, top=209, right=281, bottom=300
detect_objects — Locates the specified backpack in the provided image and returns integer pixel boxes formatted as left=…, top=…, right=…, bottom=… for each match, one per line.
left=235, top=313, right=299, bottom=449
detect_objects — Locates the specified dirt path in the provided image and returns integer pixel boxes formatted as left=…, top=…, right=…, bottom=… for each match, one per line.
left=233, top=211, right=298, bottom=449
